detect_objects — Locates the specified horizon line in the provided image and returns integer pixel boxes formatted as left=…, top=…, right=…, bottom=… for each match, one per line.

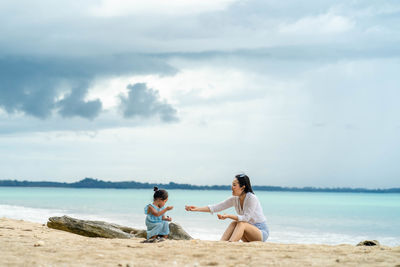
left=0, top=177, right=399, bottom=192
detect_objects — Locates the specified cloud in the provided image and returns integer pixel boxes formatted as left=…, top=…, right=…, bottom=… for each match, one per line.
left=57, top=86, right=102, bottom=120
left=0, top=0, right=399, bottom=58
left=0, top=55, right=177, bottom=119
left=0, top=0, right=399, bottom=126
left=119, top=83, right=178, bottom=122
left=0, top=57, right=59, bottom=118
left=279, top=13, right=354, bottom=34
left=89, top=0, right=237, bottom=17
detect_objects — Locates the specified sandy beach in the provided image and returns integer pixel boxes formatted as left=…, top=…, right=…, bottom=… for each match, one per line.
left=1, top=217, right=399, bottom=267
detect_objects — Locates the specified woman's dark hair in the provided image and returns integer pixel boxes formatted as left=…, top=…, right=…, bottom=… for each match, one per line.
left=235, top=174, right=254, bottom=194
left=153, top=186, right=168, bottom=200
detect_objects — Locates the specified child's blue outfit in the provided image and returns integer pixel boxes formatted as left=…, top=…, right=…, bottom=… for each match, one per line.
left=144, top=203, right=169, bottom=239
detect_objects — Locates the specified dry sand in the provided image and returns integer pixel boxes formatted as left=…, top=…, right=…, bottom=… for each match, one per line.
left=1, top=217, right=399, bottom=267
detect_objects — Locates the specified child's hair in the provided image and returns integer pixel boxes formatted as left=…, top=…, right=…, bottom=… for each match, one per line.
left=153, top=186, right=168, bottom=200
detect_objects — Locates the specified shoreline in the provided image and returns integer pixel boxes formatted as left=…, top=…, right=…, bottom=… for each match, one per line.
left=1, top=217, right=399, bottom=266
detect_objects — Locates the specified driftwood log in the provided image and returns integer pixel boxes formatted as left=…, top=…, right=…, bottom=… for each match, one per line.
left=47, top=215, right=192, bottom=240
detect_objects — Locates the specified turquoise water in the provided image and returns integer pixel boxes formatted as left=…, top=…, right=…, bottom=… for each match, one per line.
left=0, top=187, right=399, bottom=246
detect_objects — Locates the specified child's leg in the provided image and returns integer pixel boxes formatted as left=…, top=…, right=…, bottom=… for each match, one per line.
left=147, top=222, right=165, bottom=240
left=158, top=221, right=170, bottom=238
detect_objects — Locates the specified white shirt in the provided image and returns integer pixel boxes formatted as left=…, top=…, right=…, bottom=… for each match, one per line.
left=208, top=193, right=266, bottom=224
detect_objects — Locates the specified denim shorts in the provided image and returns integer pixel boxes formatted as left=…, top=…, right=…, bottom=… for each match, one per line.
left=252, top=221, right=269, bottom=242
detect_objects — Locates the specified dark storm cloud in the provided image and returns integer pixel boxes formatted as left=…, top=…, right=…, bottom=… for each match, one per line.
left=0, top=55, right=177, bottom=119
left=57, top=85, right=102, bottom=120
left=119, top=83, right=178, bottom=122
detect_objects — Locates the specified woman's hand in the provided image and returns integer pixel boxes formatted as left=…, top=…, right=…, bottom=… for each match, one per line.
left=217, top=214, right=238, bottom=221
left=166, top=206, right=174, bottom=211
left=185, top=205, right=196, bottom=211
left=164, top=216, right=172, bottom=222
left=217, top=214, right=227, bottom=220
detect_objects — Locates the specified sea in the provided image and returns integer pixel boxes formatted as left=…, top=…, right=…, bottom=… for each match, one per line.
left=1, top=187, right=399, bottom=246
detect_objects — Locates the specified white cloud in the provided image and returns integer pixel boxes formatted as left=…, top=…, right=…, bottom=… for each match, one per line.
left=279, top=13, right=354, bottom=35
left=87, top=78, right=128, bottom=110
left=145, top=67, right=253, bottom=101
left=87, top=63, right=291, bottom=112
left=89, top=0, right=237, bottom=17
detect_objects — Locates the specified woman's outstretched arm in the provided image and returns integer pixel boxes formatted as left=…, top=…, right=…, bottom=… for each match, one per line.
left=186, top=197, right=234, bottom=213
left=185, top=205, right=210, bottom=212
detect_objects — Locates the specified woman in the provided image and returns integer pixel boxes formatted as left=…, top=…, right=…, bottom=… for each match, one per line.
left=185, top=174, right=269, bottom=242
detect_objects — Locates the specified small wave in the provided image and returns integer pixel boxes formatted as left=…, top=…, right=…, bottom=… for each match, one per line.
left=0, top=204, right=66, bottom=224
left=0, top=204, right=145, bottom=229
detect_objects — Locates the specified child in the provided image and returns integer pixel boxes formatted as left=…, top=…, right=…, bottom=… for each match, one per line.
left=143, top=187, right=173, bottom=243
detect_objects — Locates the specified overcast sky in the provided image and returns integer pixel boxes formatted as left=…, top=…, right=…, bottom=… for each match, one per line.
left=1, top=0, right=399, bottom=188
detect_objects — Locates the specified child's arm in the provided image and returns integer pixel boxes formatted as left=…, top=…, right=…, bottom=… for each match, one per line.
left=147, top=205, right=173, bottom=217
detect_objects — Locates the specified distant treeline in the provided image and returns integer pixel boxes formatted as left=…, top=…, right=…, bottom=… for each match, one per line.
left=0, top=178, right=399, bottom=193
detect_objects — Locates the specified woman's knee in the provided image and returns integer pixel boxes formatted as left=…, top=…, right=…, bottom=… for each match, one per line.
left=229, top=221, right=238, bottom=227
left=236, top=221, right=246, bottom=227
